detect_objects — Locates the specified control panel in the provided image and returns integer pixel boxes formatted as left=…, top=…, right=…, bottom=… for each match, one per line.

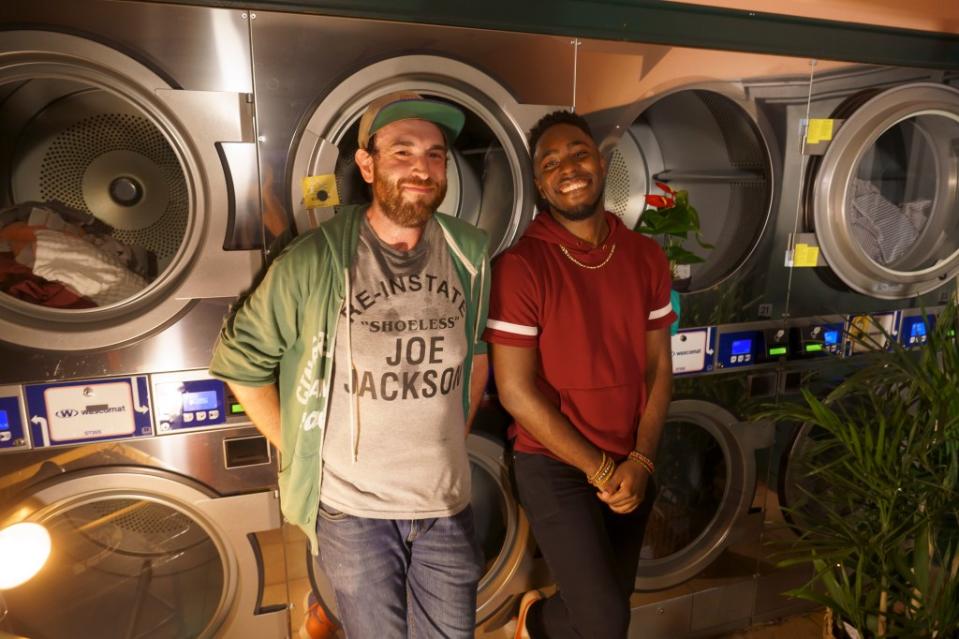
left=152, top=370, right=248, bottom=435
left=899, top=312, right=933, bottom=347
left=1, top=370, right=250, bottom=451
left=716, top=330, right=764, bottom=369
left=792, top=319, right=845, bottom=357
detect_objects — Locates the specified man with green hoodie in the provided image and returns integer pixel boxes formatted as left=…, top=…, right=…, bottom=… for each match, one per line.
left=209, top=91, right=490, bottom=638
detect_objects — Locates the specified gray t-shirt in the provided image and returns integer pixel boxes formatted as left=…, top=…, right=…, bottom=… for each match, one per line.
left=320, top=215, right=470, bottom=519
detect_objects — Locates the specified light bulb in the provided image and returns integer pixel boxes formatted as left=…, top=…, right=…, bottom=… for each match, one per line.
left=0, top=522, right=51, bottom=589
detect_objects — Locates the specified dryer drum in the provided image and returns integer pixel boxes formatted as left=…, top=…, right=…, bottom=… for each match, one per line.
left=809, top=83, right=959, bottom=299
left=605, top=89, right=774, bottom=293
left=289, top=55, right=538, bottom=257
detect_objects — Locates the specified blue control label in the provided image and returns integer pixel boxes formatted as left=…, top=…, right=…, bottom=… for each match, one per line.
left=154, top=378, right=227, bottom=434
left=717, top=330, right=764, bottom=368
left=900, top=314, right=933, bottom=347
left=25, top=377, right=153, bottom=448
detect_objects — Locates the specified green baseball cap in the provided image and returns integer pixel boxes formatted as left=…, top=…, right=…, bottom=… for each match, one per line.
left=357, top=90, right=465, bottom=149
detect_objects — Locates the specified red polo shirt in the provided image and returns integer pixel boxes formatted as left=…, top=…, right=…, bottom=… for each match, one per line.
left=483, top=211, right=675, bottom=458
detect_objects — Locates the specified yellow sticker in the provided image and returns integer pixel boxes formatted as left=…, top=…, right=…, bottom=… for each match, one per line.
left=302, top=175, right=340, bottom=208
left=806, top=119, right=834, bottom=145
left=794, top=243, right=820, bottom=267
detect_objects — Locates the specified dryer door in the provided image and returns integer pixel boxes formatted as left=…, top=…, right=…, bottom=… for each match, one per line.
left=809, top=83, right=959, bottom=299
left=635, top=399, right=759, bottom=591
left=605, top=88, right=775, bottom=292
left=290, top=55, right=558, bottom=256
left=0, top=469, right=285, bottom=639
left=0, top=31, right=260, bottom=351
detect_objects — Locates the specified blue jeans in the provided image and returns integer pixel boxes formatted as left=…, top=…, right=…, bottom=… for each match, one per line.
left=315, top=504, right=483, bottom=638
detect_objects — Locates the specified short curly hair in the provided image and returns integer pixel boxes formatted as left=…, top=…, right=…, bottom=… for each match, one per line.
left=528, top=110, right=595, bottom=159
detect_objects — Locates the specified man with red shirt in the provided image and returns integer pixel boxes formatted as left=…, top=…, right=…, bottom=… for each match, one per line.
left=484, top=110, right=675, bottom=639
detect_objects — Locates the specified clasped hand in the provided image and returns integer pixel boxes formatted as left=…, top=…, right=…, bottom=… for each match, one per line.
left=597, top=460, right=649, bottom=514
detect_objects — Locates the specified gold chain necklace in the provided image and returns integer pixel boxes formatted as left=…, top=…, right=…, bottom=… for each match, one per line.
left=559, top=243, right=616, bottom=270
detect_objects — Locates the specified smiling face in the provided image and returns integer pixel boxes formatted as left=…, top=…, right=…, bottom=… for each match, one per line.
left=355, top=118, right=449, bottom=227
left=532, top=122, right=606, bottom=222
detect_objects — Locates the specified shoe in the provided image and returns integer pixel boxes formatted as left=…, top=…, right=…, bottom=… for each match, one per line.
left=298, top=589, right=338, bottom=639
left=513, top=589, right=544, bottom=639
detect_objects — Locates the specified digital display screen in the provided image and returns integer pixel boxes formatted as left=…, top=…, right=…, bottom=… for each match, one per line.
left=183, top=391, right=218, bottom=412
left=769, top=346, right=787, bottom=356
left=731, top=339, right=752, bottom=356
left=824, top=330, right=840, bottom=345
left=911, top=322, right=927, bottom=338
left=230, top=403, right=245, bottom=415
left=0, top=410, right=8, bottom=430
left=805, top=343, right=823, bottom=353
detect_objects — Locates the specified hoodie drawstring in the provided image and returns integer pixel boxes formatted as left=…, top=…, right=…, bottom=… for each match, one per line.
left=345, top=266, right=359, bottom=463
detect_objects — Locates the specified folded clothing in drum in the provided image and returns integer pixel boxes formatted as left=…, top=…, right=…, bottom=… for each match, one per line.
left=0, top=202, right=155, bottom=307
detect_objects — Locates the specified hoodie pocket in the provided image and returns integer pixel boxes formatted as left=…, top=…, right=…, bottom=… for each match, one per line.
left=558, top=384, right=642, bottom=454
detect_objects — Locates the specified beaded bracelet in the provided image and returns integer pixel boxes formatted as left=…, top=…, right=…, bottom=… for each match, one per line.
left=627, top=450, right=655, bottom=475
left=587, top=452, right=616, bottom=488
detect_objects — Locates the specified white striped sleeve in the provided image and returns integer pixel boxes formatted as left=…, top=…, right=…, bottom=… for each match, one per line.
left=648, top=303, right=673, bottom=321
left=486, top=318, right=538, bottom=336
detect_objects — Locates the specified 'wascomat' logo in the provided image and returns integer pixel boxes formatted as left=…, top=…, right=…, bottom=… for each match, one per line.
left=54, top=405, right=126, bottom=419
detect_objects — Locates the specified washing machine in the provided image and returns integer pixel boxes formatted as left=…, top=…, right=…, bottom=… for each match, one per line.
left=247, top=9, right=571, bottom=252
left=302, top=432, right=534, bottom=637
left=769, top=62, right=959, bottom=326
left=0, top=0, right=261, bottom=373
left=573, top=40, right=826, bottom=329
left=0, top=370, right=288, bottom=638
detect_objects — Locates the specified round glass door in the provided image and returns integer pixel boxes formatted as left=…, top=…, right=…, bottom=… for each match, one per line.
left=811, top=83, right=959, bottom=299
left=635, top=400, right=754, bottom=590
left=3, top=496, right=226, bottom=639
left=290, top=56, right=541, bottom=257
left=605, top=89, right=774, bottom=292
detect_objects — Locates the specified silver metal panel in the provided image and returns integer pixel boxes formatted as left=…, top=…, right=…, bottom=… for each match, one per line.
left=0, top=299, right=231, bottom=385
left=690, top=578, right=756, bottom=632
left=0, top=0, right=254, bottom=93
left=628, top=592, right=694, bottom=638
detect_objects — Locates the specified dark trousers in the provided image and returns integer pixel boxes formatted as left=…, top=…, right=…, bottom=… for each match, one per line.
left=514, top=452, right=655, bottom=639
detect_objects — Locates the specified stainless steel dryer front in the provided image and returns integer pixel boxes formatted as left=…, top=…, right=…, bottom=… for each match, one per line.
left=248, top=11, right=572, bottom=253
left=0, top=0, right=260, bottom=374
left=770, top=63, right=959, bottom=323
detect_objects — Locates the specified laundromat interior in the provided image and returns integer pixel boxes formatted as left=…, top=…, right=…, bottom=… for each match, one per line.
left=0, top=1, right=957, bottom=638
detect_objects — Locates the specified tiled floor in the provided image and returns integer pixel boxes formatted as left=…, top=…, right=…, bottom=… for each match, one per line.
left=721, top=612, right=824, bottom=638
left=259, top=523, right=826, bottom=639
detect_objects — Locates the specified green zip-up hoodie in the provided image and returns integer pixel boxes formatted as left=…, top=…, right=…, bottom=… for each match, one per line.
left=209, top=204, right=490, bottom=553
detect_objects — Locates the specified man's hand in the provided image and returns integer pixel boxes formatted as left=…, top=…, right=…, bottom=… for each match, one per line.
left=598, top=460, right=650, bottom=514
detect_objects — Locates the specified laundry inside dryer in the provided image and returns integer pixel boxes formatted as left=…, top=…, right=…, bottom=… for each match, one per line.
left=0, top=78, right=189, bottom=309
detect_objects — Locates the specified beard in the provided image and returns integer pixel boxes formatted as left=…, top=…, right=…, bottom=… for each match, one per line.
left=542, top=176, right=606, bottom=222
left=372, top=170, right=447, bottom=228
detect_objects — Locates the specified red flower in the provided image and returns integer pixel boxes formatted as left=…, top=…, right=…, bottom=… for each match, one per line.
left=655, top=181, right=675, bottom=194
left=645, top=194, right=675, bottom=208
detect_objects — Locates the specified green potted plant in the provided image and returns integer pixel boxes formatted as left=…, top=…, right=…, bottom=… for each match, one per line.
left=634, top=181, right=713, bottom=292
left=758, top=305, right=959, bottom=638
